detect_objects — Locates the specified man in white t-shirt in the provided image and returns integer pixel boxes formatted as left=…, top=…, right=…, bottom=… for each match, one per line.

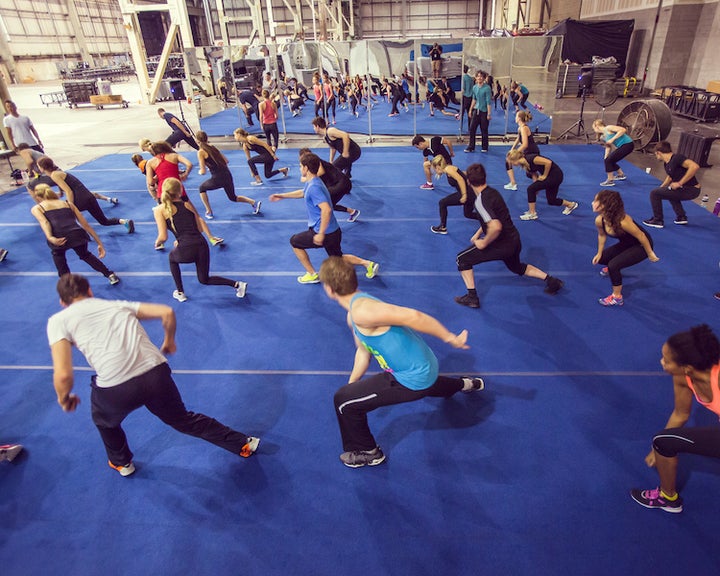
left=47, top=273, right=259, bottom=476
left=3, top=100, right=43, bottom=152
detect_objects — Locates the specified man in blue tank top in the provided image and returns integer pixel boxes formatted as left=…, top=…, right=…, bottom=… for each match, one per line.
left=318, top=256, right=485, bottom=468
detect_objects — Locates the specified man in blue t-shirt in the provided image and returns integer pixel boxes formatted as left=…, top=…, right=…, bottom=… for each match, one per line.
left=318, top=256, right=485, bottom=468
left=269, top=153, right=379, bottom=284
left=466, top=71, right=492, bottom=153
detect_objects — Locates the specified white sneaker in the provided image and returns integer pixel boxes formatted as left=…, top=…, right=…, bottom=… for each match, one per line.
left=173, top=290, right=188, bottom=302
left=519, top=211, right=538, bottom=220
left=253, top=200, right=262, bottom=215
left=251, top=181, right=264, bottom=186
left=235, top=281, right=248, bottom=298
left=562, top=201, right=579, bottom=215
left=503, top=182, right=518, bottom=191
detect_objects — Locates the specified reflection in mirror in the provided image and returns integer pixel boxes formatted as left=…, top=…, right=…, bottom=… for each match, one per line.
left=509, top=36, right=563, bottom=139
left=194, top=46, right=237, bottom=137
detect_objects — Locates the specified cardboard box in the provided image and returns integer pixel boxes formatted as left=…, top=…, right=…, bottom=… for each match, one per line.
left=707, top=81, right=720, bottom=94
left=90, top=94, right=124, bottom=105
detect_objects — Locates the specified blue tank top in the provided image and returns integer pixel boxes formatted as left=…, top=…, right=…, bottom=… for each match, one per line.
left=603, top=129, right=633, bottom=148
left=349, top=293, right=439, bottom=390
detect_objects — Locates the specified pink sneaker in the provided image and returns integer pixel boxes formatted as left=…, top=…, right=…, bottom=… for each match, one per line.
left=598, top=294, right=623, bottom=306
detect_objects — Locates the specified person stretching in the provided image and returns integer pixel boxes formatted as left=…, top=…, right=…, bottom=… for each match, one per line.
left=311, top=117, right=362, bottom=179
left=503, top=110, right=539, bottom=191
left=591, top=190, right=659, bottom=306
left=37, top=157, right=133, bottom=233
left=429, top=156, right=473, bottom=235
left=411, top=134, right=454, bottom=190
left=152, top=178, right=247, bottom=302
left=195, top=130, right=261, bottom=219
left=506, top=150, right=578, bottom=220
left=233, top=128, right=288, bottom=186
left=631, top=324, right=720, bottom=513
left=592, top=119, right=634, bottom=186
left=454, top=163, right=564, bottom=308
left=297, top=148, right=360, bottom=222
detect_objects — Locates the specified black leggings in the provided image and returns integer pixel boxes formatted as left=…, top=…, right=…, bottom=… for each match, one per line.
left=199, top=171, right=236, bottom=202
left=328, top=179, right=352, bottom=213
left=76, top=196, right=121, bottom=227
left=653, top=426, right=720, bottom=459
left=456, top=236, right=527, bottom=276
left=604, top=142, right=634, bottom=173
left=438, top=191, right=465, bottom=227
left=512, top=91, right=529, bottom=109
left=263, top=122, right=279, bottom=149
left=527, top=169, right=564, bottom=205
left=50, top=238, right=112, bottom=278
left=597, top=238, right=651, bottom=286
left=248, top=151, right=281, bottom=179
left=334, top=371, right=464, bottom=452
left=168, top=240, right=236, bottom=293
left=332, top=149, right=361, bottom=177
left=326, top=97, right=336, bottom=119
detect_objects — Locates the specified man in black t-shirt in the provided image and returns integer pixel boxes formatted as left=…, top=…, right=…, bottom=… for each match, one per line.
left=643, top=140, right=701, bottom=228
left=157, top=108, right=198, bottom=150
left=454, top=163, right=564, bottom=309
left=412, top=134, right=454, bottom=190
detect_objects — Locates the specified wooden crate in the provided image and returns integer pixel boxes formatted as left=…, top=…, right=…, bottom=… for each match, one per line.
left=90, top=94, right=124, bottom=105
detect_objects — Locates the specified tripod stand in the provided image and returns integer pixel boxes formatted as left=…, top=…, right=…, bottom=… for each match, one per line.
left=559, top=87, right=590, bottom=142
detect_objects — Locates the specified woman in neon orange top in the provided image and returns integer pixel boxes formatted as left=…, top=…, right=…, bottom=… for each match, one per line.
left=631, top=324, right=720, bottom=513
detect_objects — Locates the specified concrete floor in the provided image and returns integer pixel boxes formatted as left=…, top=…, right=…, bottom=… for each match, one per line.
left=2, top=78, right=719, bottom=217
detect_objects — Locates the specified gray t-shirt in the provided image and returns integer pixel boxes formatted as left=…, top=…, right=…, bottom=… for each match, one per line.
left=3, top=113, right=39, bottom=147
left=47, top=298, right=166, bottom=387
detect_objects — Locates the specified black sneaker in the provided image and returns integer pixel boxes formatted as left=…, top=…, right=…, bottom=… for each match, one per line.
left=340, top=446, right=386, bottom=468
left=673, top=217, right=688, bottom=225
left=108, top=273, right=120, bottom=285
left=454, top=293, right=480, bottom=308
left=430, top=225, right=448, bottom=235
left=544, top=276, right=564, bottom=295
left=642, top=218, right=664, bottom=229
left=630, top=487, right=683, bottom=513
left=0, top=248, right=8, bottom=262
left=462, top=377, right=485, bottom=393
left=124, top=220, right=135, bottom=234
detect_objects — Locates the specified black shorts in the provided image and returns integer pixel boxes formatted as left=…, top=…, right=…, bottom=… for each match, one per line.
left=290, top=227, right=343, bottom=257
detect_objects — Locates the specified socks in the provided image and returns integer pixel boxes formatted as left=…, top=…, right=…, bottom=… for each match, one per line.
left=660, top=489, right=678, bottom=501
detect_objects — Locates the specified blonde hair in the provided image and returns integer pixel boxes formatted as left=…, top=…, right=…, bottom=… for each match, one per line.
left=139, top=138, right=152, bottom=151
left=506, top=149, right=529, bottom=169
left=234, top=128, right=249, bottom=139
left=33, top=183, right=60, bottom=201
left=592, top=119, right=606, bottom=131
left=516, top=110, right=533, bottom=124
left=160, top=178, right=183, bottom=231
left=431, top=155, right=448, bottom=179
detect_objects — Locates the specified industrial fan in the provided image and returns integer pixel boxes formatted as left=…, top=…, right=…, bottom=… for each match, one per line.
left=616, top=100, right=673, bottom=150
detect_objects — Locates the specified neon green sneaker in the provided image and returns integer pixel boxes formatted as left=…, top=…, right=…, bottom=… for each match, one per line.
left=297, top=272, right=320, bottom=284
left=366, top=262, right=379, bottom=279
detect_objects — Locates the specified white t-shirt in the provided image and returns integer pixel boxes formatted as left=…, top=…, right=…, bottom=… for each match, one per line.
left=47, top=298, right=166, bottom=388
left=3, top=113, right=39, bottom=147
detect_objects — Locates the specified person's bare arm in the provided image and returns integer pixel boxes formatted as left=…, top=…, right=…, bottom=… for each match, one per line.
left=51, top=339, right=80, bottom=412
left=136, top=303, right=177, bottom=354
left=51, top=172, right=74, bottom=203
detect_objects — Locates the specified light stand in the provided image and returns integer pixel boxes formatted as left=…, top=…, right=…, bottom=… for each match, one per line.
left=558, top=86, right=590, bottom=142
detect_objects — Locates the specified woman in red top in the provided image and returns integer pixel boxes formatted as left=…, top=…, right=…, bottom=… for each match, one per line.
left=258, top=89, right=279, bottom=151
left=631, top=324, right=720, bottom=513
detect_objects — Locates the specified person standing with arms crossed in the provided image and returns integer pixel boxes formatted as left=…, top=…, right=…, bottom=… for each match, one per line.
left=465, top=72, right=492, bottom=154
left=47, top=273, right=259, bottom=477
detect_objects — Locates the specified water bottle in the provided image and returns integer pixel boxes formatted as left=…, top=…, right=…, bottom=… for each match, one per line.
left=701, top=194, right=709, bottom=209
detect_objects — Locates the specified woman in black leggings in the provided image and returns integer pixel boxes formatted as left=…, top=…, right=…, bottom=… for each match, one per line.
left=631, top=324, right=720, bottom=513
left=153, top=178, right=248, bottom=302
left=30, top=184, right=119, bottom=284
left=429, top=156, right=473, bottom=235
left=195, top=131, right=261, bottom=219
left=37, top=156, right=134, bottom=233
left=233, top=128, right=288, bottom=186
left=591, top=189, right=659, bottom=306
left=506, top=150, right=578, bottom=220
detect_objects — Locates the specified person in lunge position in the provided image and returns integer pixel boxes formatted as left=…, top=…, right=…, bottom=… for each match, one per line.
left=318, top=256, right=485, bottom=468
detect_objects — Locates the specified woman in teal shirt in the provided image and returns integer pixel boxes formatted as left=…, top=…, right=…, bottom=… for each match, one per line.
left=592, top=119, right=635, bottom=186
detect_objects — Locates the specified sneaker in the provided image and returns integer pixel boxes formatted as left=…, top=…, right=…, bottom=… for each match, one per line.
left=600, top=179, right=615, bottom=186
left=340, top=446, right=386, bottom=468
left=562, top=201, right=579, bottom=215
left=297, top=272, right=320, bottom=284
left=366, top=262, right=379, bottom=279
left=642, top=218, right=664, bottom=229
left=614, top=174, right=627, bottom=181
left=205, top=212, right=214, bottom=220
left=251, top=181, right=264, bottom=186
left=154, top=242, right=164, bottom=251
left=454, top=293, right=480, bottom=308
left=481, top=149, right=488, bottom=153
left=599, top=293, right=623, bottom=306
left=519, top=211, right=538, bottom=220
left=108, top=273, right=120, bottom=285
left=674, top=217, right=688, bottom=225
left=235, top=281, right=248, bottom=298
left=463, top=148, right=474, bottom=153
left=430, top=225, right=448, bottom=235
left=715, top=292, right=720, bottom=300
left=544, top=276, right=564, bottom=295
left=461, top=377, right=485, bottom=393
left=240, top=436, right=260, bottom=457
left=0, top=248, right=8, bottom=262
left=599, top=267, right=609, bottom=277
left=419, top=183, right=434, bottom=190
left=124, top=219, right=135, bottom=233
left=630, top=487, right=683, bottom=513
left=209, top=236, right=224, bottom=246
left=0, top=443, right=23, bottom=462
left=108, top=460, right=135, bottom=477
left=282, top=167, right=290, bottom=178
left=503, top=183, right=518, bottom=191
left=253, top=200, right=262, bottom=215
left=173, top=290, right=188, bottom=302
left=109, top=197, right=119, bottom=205
left=347, top=209, right=360, bottom=223
left=454, top=113, right=460, bottom=120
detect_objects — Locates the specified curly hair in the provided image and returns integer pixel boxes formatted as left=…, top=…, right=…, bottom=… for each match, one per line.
left=667, top=325, right=720, bottom=371
left=595, top=189, right=625, bottom=233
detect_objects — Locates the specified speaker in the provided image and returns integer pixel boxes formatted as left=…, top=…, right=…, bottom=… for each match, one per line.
left=169, top=80, right=186, bottom=101
left=578, top=68, right=593, bottom=90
